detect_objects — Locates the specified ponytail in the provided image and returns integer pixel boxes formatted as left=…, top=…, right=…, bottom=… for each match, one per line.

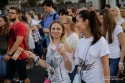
left=78, top=10, right=104, bottom=45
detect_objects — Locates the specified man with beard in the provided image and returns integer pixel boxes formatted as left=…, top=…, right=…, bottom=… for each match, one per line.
left=3, top=7, right=30, bottom=83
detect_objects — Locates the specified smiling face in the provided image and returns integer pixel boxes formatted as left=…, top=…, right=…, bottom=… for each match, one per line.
left=75, top=15, right=87, bottom=33
left=50, top=23, right=64, bottom=39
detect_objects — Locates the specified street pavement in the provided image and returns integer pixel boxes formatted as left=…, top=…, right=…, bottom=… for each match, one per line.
left=0, top=65, right=46, bottom=83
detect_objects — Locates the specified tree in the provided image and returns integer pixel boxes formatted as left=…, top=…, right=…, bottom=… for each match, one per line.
left=56, top=0, right=64, bottom=4
left=21, top=0, right=40, bottom=7
left=0, top=0, right=9, bottom=10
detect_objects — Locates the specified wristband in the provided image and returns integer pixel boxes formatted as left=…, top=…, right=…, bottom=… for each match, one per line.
left=119, top=62, right=123, bottom=65
left=7, top=53, right=11, bottom=56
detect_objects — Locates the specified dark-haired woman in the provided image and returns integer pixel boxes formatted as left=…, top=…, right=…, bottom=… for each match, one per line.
left=100, top=9, right=125, bottom=83
left=0, top=15, right=10, bottom=77
left=74, top=10, right=110, bottom=83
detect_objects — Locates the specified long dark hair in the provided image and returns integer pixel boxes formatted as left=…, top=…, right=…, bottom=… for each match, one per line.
left=0, top=15, right=10, bottom=36
left=78, top=10, right=104, bottom=45
left=100, top=9, right=116, bottom=44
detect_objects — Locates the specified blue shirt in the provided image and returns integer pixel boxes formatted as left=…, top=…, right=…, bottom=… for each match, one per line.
left=44, top=10, right=60, bottom=29
left=43, top=10, right=60, bottom=46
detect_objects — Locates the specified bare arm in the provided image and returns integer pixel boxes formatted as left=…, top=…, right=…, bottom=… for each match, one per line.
left=8, top=36, right=24, bottom=55
left=101, top=55, right=110, bottom=83
left=26, top=24, right=30, bottom=42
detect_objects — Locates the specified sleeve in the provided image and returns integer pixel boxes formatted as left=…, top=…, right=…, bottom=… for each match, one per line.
left=66, top=53, right=75, bottom=73
left=55, top=14, right=60, bottom=20
left=16, top=24, right=26, bottom=36
left=72, top=34, right=79, bottom=51
left=31, top=20, right=37, bottom=26
left=115, top=25, right=123, bottom=35
left=99, top=37, right=110, bottom=58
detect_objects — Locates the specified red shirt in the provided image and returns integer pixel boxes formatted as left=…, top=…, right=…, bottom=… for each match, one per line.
left=9, top=22, right=27, bottom=60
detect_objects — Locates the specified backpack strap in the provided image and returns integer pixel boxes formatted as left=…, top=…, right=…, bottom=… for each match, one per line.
left=53, top=13, right=57, bottom=21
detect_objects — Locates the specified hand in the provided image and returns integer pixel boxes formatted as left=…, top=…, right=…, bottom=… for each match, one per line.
left=119, top=64, right=124, bottom=71
left=24, top=51, right=36, bottom=59
left=57, top=46, right=65, bottom=56
left=43, top=28, right=49, bottom=33
left=3, top=54, right=11, bottom=62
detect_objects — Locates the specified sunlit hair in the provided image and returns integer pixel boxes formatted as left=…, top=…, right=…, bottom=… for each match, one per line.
left=64, top=16, right=76, bottom=32
left=0, top=15, right=10, bottom=36
left=48, top=20, right=66, bottom=48
left=111, top=6, right=122, bottom=22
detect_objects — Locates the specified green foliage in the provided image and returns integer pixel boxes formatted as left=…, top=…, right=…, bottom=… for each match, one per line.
left=0, top=0, right=8, bottom=10
left=55, top=0, right=64, bottom=4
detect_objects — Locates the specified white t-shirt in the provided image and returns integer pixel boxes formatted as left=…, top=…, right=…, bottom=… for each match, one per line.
left=75, top=36, right=109, bottom=83
left=30, top=19, right=37, bottom=26
left=66, top=33, right=79, bottom=51
left=106, top=25, right=123, bottom=58
left=117, top=18, right=124, bottom=25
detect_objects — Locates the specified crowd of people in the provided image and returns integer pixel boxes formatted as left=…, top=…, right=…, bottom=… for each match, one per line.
left=0, top=0, right=125, bottom=83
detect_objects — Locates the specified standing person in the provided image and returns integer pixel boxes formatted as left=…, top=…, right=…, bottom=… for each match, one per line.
left=67, top=7, right=76, bottom=17
left=3, top=7, right=30, bottom=83
left=100, top=9, right=125, bottom=83
left=75, top=10, right=110, bottom=83
left=25, top=20, right=74, bottom=83
left=120, top=7, right=125, bottom=20
left=26, top=12, right=42, bottom=58
left=0, top=15, right=10, bottom=78
left=30, top=9, right=38, bottom=23
left=42, top=0, right=59, bottom=56
left=63, top=16, right=79, bottom=82
left=58, top=9, right=68, bottom=22
left=110, top=6, right=125, bottom=31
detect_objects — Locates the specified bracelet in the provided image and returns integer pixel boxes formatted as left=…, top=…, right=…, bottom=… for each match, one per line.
left=34, top=56, right=40, bottom=63
left=119, top=62, right=123, bottom=65
left=64, top=57, right=68, bottom=62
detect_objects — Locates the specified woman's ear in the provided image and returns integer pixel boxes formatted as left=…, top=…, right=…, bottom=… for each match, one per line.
left=84, top=19, right=89, bottom=25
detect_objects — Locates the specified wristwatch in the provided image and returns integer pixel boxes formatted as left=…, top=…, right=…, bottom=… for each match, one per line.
left=7, top=53, right=11, bottom=56
left=34, top=56, right=40, bottom=63
left=64, top=58, right=68, bottom=62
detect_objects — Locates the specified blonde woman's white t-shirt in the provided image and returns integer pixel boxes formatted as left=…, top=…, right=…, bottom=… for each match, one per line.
left=106, top=25, right=123, bottom=58
left=117, top=18, right=124, bottom=25
left=66, top=33, right=79, bottom=51
left=75, top=36, right=109, bottom=83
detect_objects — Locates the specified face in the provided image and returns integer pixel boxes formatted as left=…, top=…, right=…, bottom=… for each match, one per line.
left=43, top=6, right=51, bottom=13
left=120, top=9, right=125, bottom=17
left=110, top=8, right=116, bottom=16
left=75, top=15, right=87, bottom=33
left=89, top=7, right=94, bottom=12
left=63, top=19, right=69, bottom=31
left=0, top=17, right=6, bottom=27
left=51, top=23, right=63, bottom=39
left=99, top=15, right=103, bottom=25
left=8, top=9, right=18, bottom=22
left=67, top=9, right=72, bottom=16
left=59, top=13, right=66, bottom=21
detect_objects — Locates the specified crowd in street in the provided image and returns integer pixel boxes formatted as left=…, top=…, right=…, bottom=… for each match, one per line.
left=0, top=0, right=125, bottom=83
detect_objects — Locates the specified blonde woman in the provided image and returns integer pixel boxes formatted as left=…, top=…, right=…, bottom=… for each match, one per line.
left=25, top=20, right=74, bottom=83
left=110, top=6, right=125, bottom=31
left=63, top=16, right=79, bottom=82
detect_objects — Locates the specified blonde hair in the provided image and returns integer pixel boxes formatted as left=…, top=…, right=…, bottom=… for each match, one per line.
left=64, top=16, right=79, bottom=34
left=48, top=20, right=66, bottom=48
left=111, top=6, right=122, bottom=22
